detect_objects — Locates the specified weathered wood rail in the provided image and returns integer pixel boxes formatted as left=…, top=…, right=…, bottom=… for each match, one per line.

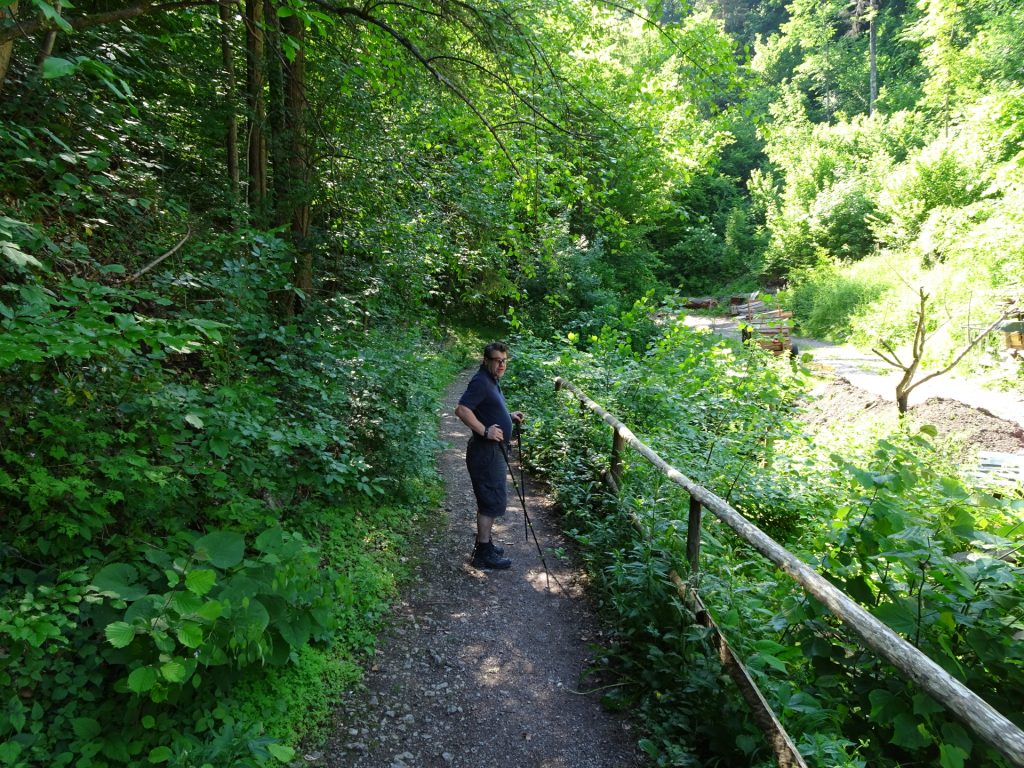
left=554, top=375, right=1024, bottom=768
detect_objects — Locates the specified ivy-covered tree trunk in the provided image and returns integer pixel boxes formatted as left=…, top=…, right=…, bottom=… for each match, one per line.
left=245, top=0, right=268, bottom=221
left=218, top=0, right=240, bottom=201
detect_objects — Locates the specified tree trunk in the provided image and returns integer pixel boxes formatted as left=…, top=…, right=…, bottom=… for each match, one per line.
left=263, top=0, right=286, bottom=220
left=244, top=0, right=268, bottom=221
left=281, top=12, right=311, bottom=308
left=35, top=0, right=59, bottom=75
left=0, top=1, right=18, bottom=93
left=218, top=0, right=240, bottom=202
left=868, top=0, right=878, bottom=115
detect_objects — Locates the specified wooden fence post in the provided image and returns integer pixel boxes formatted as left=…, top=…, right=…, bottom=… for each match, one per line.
left=686, top=496, right=702, bottom=574
left=610, top=428, right=625, bottom=490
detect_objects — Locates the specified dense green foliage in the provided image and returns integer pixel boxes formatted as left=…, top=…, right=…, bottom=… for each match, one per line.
left=1, top=0, right=1022, bottom=763
left=0, top=239, right=457, bottom=762
left=504, top=304, right=1024, bottom=767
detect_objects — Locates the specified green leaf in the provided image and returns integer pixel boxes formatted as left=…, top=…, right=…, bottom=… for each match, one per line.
left=71, top=717, right=101, bottom=739
left=171, top=590, right=203, bottom=616
left=873, top=600, right=919, bottom=635
left=184, top=413, right=205, bottom=429
left=278, top=612, right=311, bottom=648
left=912, top=692, right=944, bottom=717
left=1, top=241, right=43, bottom=268
left=209, top=437, right=230, bottom=458
left=255, top=526, right=284, bottom=554
left=892, top=712, right=931, bottom=748
left=638, top=739, right=658, bottom=758
left=236, top=598, right=270, bottom=639
left=92, top=563, right=148, bottom=601
left=185, top=568, right=217, bottom=596
left=41, top=56, right=77, bottom=80
left=196, top=600, right=224, bottom=621
left=0, top=743, right=24, bottom=762
left=267, top=744, right=295, bottom=762
left=160, top=660, right=187, bottom=683
left=194, top=531, right=245, bottom=568
left=105, top=621, right=137, bottom=648
left=148, top=746, right=173, bottom=764
left=176, top=622, right=204, bottom=649
left=939, top=743, right=968, bottom=768
left=127, top=666, right=158, bottom=694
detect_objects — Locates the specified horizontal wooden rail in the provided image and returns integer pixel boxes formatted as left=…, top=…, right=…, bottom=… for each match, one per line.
left=554, top=376, right=1024, bottom=768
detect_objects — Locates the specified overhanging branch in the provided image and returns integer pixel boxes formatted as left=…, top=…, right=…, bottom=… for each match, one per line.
left=308, top=0, right=520, bottom=173
left=0, top=0, right=224, bottom=44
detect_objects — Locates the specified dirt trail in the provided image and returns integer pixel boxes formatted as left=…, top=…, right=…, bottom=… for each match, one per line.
left=324, top=369, right=643, bottom=768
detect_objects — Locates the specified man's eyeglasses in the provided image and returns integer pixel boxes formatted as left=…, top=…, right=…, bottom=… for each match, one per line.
left=487, top=356, right=508, bottom=366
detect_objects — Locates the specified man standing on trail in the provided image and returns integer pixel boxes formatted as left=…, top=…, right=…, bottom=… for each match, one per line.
left=454, top=341, right=524, bottom=570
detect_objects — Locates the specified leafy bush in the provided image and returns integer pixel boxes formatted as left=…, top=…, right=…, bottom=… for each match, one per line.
left=0, top=238, right=459, bottom=764
left=873, top=147, right=985, bottom=248
left=784, top=259, right=890, bottom=340
left=502, top=305, right=1023, bottom=767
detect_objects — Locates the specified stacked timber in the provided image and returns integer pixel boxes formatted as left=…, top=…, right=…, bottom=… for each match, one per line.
left=740, top=308, right=793, bottom=355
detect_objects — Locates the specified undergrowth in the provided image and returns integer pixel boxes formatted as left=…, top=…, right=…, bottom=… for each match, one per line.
left=0, top=236, right=463, bottom=766
left=503, top=298, right=1024, bottom=768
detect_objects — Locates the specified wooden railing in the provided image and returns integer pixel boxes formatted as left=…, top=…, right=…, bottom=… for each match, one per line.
left=554, top=376, right=1024, bottom=768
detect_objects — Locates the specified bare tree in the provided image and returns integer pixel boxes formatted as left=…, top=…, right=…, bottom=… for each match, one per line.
left=873, top=288, right=1016, bottom=414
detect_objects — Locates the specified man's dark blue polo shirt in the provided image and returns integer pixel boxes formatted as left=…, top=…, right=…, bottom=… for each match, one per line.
left=458, top=365, right=513, bottom=442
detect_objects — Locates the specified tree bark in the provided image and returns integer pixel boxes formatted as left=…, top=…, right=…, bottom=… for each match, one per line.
left=244, top=0, right=268, bottom=221
left=281, top=11, right=311, bottom=309
left=264, top=0, right=286, bottom=219
left=36, top=0, right=60, bottom=76
left=218, top=0, right=240, bottom=201
left=0, top=0, right=18, bottom=93
left=868, top=0, right=878, bottom=115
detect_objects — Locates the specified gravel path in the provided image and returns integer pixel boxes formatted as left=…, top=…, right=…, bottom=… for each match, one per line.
left=324, top=369, right=645, bottom=768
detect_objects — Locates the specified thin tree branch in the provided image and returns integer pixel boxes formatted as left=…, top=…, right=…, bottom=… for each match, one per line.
left=308, top=1, right=520, bottom=173
left=904, top=308, right=1014, bottom=395
left=124, top=226, right=192, bottom=283
left=425, top=53, right=580, bottom=137
left=872, top=340, right=905, bottom=369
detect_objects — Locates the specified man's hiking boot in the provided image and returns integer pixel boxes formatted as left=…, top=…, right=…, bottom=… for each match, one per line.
left=471, top=541, right=511, bottom=570
left=472, top=536, right=504, bottom=556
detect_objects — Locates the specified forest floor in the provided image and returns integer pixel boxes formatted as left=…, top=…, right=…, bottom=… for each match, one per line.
left=319, top=326, right=1023, bottom=768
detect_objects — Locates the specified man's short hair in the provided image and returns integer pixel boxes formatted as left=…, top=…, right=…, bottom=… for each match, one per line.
left=484, top=341, right=509, bottom=358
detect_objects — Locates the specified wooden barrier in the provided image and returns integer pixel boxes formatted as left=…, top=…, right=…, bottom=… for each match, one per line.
left=554, top=375, right=1024, bottom=768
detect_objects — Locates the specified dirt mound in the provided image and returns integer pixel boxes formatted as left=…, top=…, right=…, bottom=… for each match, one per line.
left=801, top=378, right=1024, bottom=460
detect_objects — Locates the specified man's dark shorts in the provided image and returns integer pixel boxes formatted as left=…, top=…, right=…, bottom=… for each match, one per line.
left=466, top=436, right=507, bottom=518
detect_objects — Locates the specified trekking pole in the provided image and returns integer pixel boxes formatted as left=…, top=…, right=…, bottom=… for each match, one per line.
left=515, top=422, right=527, bottom=542
left=500, top=441, right=559, bottom=592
